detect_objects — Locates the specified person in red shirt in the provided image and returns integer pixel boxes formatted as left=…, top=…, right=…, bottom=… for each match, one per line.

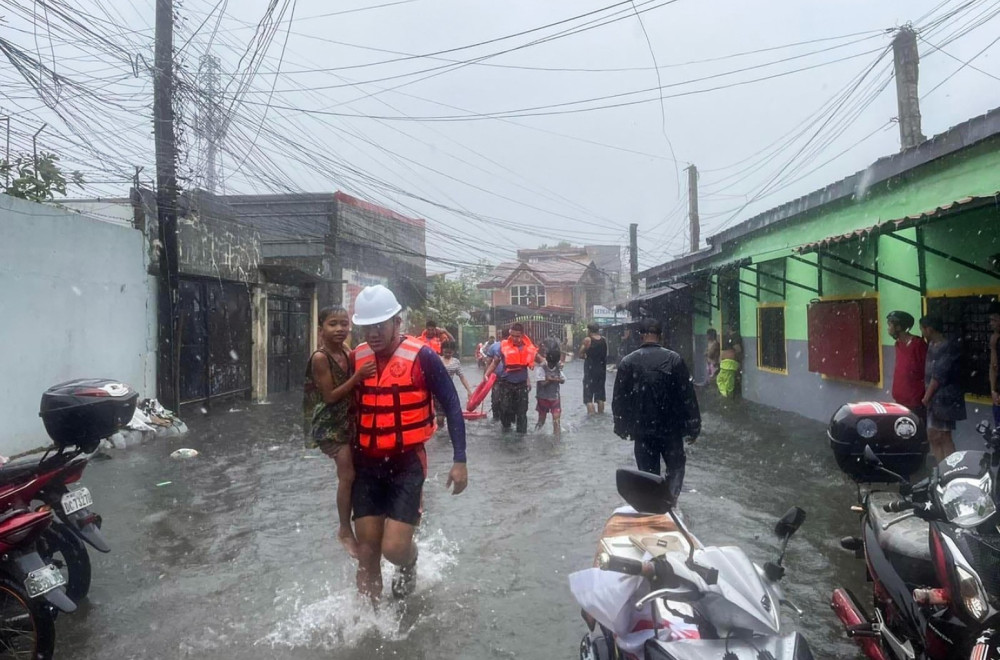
left=887, top=310, right=928, bottom=420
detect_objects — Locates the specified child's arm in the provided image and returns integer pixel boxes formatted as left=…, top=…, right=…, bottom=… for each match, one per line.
left=313, top=352, right=376, bottom=405
left=457, top=370, right=473, bottom=396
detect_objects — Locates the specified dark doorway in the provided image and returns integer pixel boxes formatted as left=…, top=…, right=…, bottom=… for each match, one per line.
left=268, top=296, right=312, bottom=394
left=177, top=279, right=253, bottom=406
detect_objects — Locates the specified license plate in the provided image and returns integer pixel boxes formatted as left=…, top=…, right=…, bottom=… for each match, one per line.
left=61, top=487, right=93, bottom=515
left=24, top=565, right=65, bottom=598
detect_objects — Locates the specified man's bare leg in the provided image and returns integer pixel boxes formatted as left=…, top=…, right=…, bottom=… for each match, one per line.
left=597, top=401, right=605, bottom=414
left=382, top=518, right=418, bottom=598
left=553, top=412, right=561, bottom=437
left=355, top=516, right=386, bottom=601
left=586, top=403, right=596, bottom=415
left=928, top=428, right=956, bottom=463
left=332, top=446, right=359, bottom=558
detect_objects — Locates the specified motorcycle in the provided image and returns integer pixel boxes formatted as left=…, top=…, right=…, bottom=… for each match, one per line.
left=830, top=404, right=1000, bottom=659
left=570, top=468, right=815, bottom=660
left=0, top=507, right=77, bottom=659
left=0, top=379, right=135, bottom=605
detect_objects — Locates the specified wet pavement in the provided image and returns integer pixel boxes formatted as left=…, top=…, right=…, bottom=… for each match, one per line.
left=55, top=359, right=875, bottom=659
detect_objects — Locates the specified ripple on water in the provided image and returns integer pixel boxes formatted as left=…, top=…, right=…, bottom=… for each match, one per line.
left=257, top=529, right=458, bottom=651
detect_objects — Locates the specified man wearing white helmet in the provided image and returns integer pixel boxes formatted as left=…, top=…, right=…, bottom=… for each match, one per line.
left=349, top=285, right=468, bottom=600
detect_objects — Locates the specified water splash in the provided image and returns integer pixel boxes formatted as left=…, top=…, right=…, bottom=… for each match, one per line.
left=257, top=529, right=458, bottom=651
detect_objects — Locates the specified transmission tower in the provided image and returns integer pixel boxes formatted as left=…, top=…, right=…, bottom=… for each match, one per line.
left=197, top=54, right=224, bottom=194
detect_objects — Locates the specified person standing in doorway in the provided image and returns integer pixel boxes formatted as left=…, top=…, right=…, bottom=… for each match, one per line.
left=717, top=325, right=743, bottom=398
left=920, top=315, right=966, bottom=462
left=303, top=306, right=377, bottom=558
left=612, top=318, right=701, bottom=500
left=349, top=285, right=468, bottom=601
left=989, top=301, right=1000, bottom=427
left=886, top=311, right=927, bottom=420
left=484, top=323, right=539, bottom=434
left=579, top=323, right=609, bottom=414
left=704, top=328, right=721, bottom=383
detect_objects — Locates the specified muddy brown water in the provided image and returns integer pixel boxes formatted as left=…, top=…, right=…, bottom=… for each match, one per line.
left=55, top=360, right=870, bottom=658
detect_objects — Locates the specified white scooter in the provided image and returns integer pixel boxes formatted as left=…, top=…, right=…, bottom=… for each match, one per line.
left=569, top=469, right=815, bottom=660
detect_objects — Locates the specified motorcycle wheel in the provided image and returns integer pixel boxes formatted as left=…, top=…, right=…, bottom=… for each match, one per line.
left=0, top=574, right=56, bottom=660
left=37, top=524, right=91, bottom=602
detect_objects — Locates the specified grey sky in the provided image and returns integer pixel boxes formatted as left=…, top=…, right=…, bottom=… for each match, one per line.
left=3, top=0, right=999, bottom=272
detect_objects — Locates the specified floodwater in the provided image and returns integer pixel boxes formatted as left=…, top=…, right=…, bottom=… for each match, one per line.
left=56, top=359, right=871, bottom=659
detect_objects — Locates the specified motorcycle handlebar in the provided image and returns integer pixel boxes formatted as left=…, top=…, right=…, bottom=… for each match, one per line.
left=883, top=500, right=914, bottom=513
left=598, top=553, right=648, bottom=576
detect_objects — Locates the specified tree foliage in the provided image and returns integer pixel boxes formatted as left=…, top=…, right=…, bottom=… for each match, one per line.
left=1, top=152, right=83, bottom=202
left=410, top=276, right=485, bottom=331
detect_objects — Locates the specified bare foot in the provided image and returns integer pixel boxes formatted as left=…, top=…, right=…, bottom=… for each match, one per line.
left=338, top=527, right=359, bottom=558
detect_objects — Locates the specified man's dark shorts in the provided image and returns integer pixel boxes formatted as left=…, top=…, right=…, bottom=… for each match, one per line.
left=352, top=446, right=427, bottom=526
left=583, top=369, right=607, bottom=404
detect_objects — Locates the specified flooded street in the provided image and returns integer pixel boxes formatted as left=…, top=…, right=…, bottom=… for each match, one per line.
left=57, top=360, right=872, bottom=659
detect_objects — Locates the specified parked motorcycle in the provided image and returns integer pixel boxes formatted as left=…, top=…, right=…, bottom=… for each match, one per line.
left=0, top=507, right=76, bottom=659
left=830, top=400, right=1000, bottom=659
left=570, top=468, right=814, bottom=660
left=0, top=379, right=135, bottom=604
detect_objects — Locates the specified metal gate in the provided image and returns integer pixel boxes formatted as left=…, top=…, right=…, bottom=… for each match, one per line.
left=267, top=296, right=312, bottom=394
left=512, top=317, right=567, bottom=346
left=177, top=279, right=252, bottom=405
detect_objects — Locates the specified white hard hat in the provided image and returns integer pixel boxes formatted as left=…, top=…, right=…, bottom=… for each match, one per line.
left=351, top=285, right=402, bottom=326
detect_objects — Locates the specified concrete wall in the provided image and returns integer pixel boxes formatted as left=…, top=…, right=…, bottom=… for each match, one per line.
left=0, top=194, right=156, bottom=455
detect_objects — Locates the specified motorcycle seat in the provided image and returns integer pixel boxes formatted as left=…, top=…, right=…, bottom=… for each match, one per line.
left=0, top=456, right=44, bottom=485
left=868, top=491, right=937, bottom=588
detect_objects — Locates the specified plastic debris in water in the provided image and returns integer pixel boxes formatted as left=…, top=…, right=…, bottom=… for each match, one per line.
left=170, top=448, right=199, bottom=459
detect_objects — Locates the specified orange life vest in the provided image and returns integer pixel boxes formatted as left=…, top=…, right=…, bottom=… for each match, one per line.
left=419, top=331, right=443, bottom=354
left=355, top=336, right=436, bottom=452
left=500, top=337, right=538, bottom=372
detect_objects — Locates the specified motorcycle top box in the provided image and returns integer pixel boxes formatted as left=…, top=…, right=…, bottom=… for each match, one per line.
left=828, top=401, right=927, bottom=482
left=39, top=379, right=138, bottom=452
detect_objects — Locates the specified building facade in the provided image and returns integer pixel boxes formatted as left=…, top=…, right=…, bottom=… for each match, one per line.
left=638, top=108, right=1000, bottom=442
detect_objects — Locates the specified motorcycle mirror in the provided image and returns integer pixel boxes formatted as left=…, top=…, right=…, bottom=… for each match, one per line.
left=774, top=506, right=806, bottom=539
left=616, top=469, right=674, bottom=514
left=863, top=444, right=882, bottom=467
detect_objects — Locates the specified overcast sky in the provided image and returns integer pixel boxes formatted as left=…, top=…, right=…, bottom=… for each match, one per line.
left=4, top=0, right=1000, bottom=273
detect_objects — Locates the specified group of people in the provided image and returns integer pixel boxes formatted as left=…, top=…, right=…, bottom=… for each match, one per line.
left=703, top=325, right=743, bottom=397
left=887, top=306, right=1000, bottom=462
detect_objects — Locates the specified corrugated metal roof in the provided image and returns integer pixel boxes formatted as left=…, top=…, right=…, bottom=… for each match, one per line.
left=797, top=192, right=999, bottom=253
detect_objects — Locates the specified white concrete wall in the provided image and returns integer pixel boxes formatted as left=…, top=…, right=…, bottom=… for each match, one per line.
left=0, top=194, right=156, bottom=455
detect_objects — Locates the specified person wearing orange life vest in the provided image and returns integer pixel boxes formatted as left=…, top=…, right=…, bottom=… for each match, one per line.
left=483, top=323, right=542, bottom=434
left=418, top=319, right=454, bottom=355
left=350, top=285, right=468, bottom=601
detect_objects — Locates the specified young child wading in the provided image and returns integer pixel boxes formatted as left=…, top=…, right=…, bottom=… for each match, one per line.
left=303, top=306, right=377, bottom=557
left=534, top=350, right=565, bottom=435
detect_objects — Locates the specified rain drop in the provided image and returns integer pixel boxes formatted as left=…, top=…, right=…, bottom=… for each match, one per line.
left=71, top=286, right=82, bottom=296
left=230, top=349, right=239, bottom=361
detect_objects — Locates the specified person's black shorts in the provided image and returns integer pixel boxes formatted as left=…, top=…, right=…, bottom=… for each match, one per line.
left=352, top=446, right=427, bottom=526
left=583, top=369, right=607, bottom=404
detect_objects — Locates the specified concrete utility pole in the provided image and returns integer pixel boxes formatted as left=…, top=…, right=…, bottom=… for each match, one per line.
left=198, top=54, right=224, bottom=194
left=687, top=164, right=700, bottom=253
left=629, top=223, right=639, bottom=296
left=154, top=0, right=181, bottom=410
left=892, top=26, right=926, bottom=151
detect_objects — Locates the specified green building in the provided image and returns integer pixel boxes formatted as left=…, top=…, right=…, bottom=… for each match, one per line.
left=636, top=107, right=1000, bottom=441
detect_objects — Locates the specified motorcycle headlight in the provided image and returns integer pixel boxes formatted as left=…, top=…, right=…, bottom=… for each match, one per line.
left=939, top=476, right=995, bottom=528
left=956, top=565, right=989, bottom=622
left=856, top=418, right=878, bottom=439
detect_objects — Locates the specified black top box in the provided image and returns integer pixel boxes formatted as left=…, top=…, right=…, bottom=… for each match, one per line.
left=39, top=379, right=138, bottom=452
left=829, top=401, right=927, bottom=482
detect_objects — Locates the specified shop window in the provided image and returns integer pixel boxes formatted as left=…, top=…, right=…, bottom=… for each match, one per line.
left=806, top=298, right=880, bottom=384
left=757, top=306, right=786, bottom=372
left=925, top=293, right=999, bottom=399
left=511, top=285, right=545, bottom=307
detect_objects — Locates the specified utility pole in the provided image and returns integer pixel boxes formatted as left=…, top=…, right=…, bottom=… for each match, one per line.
left=629, top=222, right=639, bottom=296
left=892, top=25, right=926, bottom=151
left=197, top=54, right=223, bottom=194
left=687, top=164, right=700, bottom=253
left=154, top=0, right=180, bottom=411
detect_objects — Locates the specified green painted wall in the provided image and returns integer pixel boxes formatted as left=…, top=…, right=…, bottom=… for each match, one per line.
left=677, top=137, right=1000, bottom=349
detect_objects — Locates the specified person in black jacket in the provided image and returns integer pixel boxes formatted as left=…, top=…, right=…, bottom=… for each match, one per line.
left=612, top=317, right=701, bottom=499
